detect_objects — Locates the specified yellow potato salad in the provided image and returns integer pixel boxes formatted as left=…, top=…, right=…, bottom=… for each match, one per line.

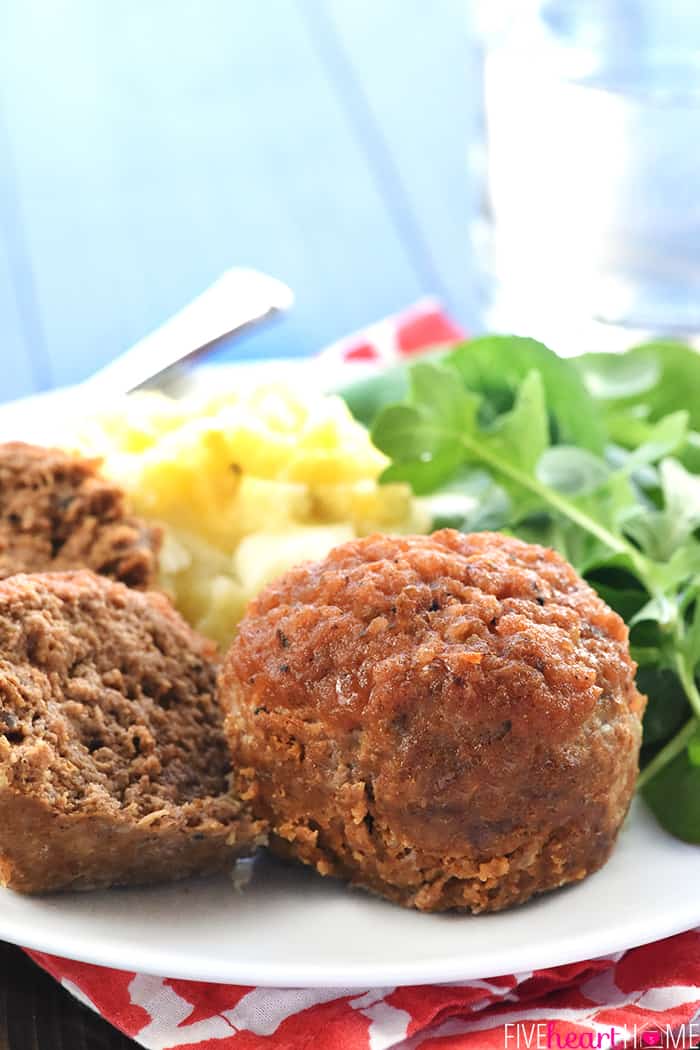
left=70, top=384, right=427, bottom=647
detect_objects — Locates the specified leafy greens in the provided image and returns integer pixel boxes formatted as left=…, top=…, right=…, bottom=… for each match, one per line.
left=339, top=335, right=700, bottom=844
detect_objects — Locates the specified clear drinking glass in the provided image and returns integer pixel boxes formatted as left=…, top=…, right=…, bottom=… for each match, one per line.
left=472, top=0, right=700, bottom=354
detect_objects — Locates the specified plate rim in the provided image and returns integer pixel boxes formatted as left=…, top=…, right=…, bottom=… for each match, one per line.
left=2, top=854, right=699, bottom=988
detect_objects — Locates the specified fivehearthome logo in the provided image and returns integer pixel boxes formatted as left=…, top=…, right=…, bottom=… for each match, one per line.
left=503, top=1021, right=700, bottom=1047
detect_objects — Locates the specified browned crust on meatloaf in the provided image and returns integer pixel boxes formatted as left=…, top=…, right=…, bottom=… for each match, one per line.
left=220, top=530, right=646, bottom=913
left=0, top=442, right=160, bottom=588
left=0, top=571, right=265, bottom=893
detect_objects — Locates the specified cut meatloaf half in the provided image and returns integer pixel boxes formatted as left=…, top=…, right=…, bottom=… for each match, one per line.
left=0, top=441, right=160, bottom=588
left=0, top=571, right=265, bottom=893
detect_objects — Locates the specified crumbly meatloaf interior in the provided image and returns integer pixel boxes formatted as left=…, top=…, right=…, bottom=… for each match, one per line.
left=0, top=441, right=160, bottom=587
left=0, top=571, right=263, bottom=892
left=222, top=530, right=645, bottom=912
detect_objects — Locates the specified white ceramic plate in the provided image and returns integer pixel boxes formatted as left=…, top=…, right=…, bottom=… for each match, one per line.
left=0, top=367, right=699, bottom=988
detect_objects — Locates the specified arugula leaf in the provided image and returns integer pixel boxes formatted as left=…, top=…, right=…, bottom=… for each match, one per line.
left=659, top=459, right=700, bottom=551
left=680, top=432, right=700, bottom=475
left=337, top=350, right=446, bottom=428
left=639, top=667, right=691, bottom=747
left=446, top=336, right=606, bottom=452
left=575, top=347, right=661, bottom=401
left=620, top=459, right=700, bottom=564
left=484, top=370, right=549, bottom=475
left=536, top=447, right=610, bottom=496
left=372, top=363, right=480, bottom=495
left=587, top=571, right=649, bottom=621
left=408, top=361, right=479, bottom=430
left=372, top=360, right=643, bottom=573
left=608, top=411, right=689, bottom=471
left=643, top=747, right=700, bottom=843
left=425, top=469, right=511, bottom=533
left=381, top=449, right=465, bottom=496
left=645, top=543, right=700, bottom=598
left=682, top=592, right=700, bottom=671
left=373, top=363, right=550, bottom=506
left=576, top=341, right=700, bottom=429
left=688, top=729, right=700, bottom=767
left=630, top=593, right=678, bottom=630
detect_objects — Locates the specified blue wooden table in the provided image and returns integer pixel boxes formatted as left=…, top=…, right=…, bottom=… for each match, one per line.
left=0, top=1, right=481, bottom=403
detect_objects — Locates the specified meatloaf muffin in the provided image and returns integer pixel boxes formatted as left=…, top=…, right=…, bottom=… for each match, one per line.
left=220, top=530, right=646, bottom=913
left=0, top=571, right=264, bottom=893
left=0, top=442, right=160, bottom=587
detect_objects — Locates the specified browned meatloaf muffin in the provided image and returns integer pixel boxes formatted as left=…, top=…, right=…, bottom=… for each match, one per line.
left=0, top=441, right=160, bottom=587
left=220, top=530, right=646, bottom=913
left=0, top=571, right=265, bottom=893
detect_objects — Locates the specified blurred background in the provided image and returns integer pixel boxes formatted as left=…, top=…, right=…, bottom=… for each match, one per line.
left=4, top=0, right=700, bottom=404
left=0, top=0, right=479, bottom=402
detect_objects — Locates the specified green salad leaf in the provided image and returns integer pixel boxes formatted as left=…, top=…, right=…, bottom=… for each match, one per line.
left=370, top=357, right=643, bottom=571
left=643, top=747, right=700, bottom=843
left=638, top=667, right=689, bottom=747
left=576, top=341, right=700, bottom=429
left=341, top=334, right=700, bottom=845
left=446, top=336, right=606, bottom=451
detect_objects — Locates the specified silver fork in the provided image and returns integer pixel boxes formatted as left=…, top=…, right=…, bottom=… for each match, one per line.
left=82, top=268, right=293, bottom=397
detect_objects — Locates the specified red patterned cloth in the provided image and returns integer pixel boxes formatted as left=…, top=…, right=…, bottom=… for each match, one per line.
left=315, top=296, right=463, bottom=366
left=20, top=303, right=700, bottom=1048
left=24, top=934, right=700, bottom=1049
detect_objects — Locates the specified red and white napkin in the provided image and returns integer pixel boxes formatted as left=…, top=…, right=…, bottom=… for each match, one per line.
left=21, top=302, right=700, bottom=1049
left=25, top=933, right=700, bottom=1049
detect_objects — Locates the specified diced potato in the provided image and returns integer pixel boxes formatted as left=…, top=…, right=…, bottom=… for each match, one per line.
left=67, top=382, right=426, bottom=644
left=191, top=576, right=250, bottom=649
left=309, top=481, right=430, bottom=535
left=234, top=525, right=355, bottom=595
